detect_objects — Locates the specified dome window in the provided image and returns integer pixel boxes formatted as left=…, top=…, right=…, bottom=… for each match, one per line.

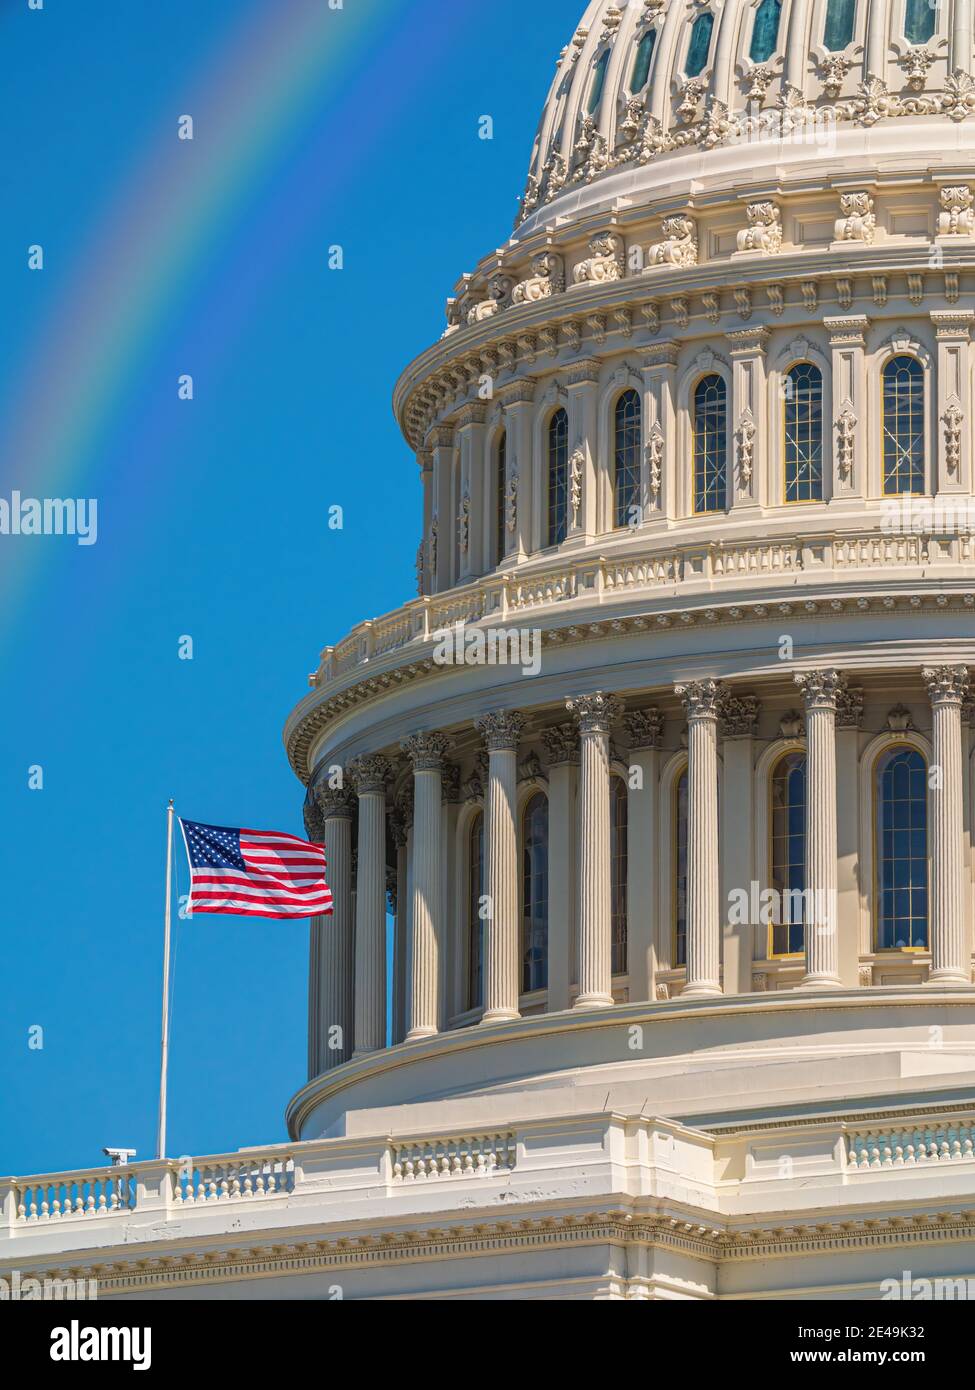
left=692, top=373, right=728, bottom=513
left=882, top=354, right=925, bottom=495
left=630, top=27, right=657, bottom=91
left=875, top=747, right=928, bottom=951
left=770, top=751, right=807, bottom=958
left=587, top=48, right=611, bottom=114
left=685, top=11, right=715, bottom=77
left=904, top=0, right=936, bottom=45
left=823, top=0, right=856, bottom=52
left=784, top=362, right=824, bottom=502
left=613, top=389, right=642, bottom=529
left=547, top=408, right=569, bottom=546
left=522, top=792, right=549, bottom=993
left=749, top=0, right=783, bottom=64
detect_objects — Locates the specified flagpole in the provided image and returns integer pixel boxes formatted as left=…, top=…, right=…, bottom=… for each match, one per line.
left=157, top=799, right=175, bottom=1161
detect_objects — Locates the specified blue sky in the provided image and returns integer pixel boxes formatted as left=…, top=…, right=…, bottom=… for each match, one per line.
left=0, top=0, right=575, bottom=1175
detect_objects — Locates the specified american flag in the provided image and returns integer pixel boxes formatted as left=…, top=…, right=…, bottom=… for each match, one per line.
left=179, top=819, right=333, bottom=919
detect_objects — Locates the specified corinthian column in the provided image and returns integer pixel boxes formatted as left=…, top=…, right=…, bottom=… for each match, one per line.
left=312, top=787, right=355, bottom=1072
left=567, top=692, right=622, bottom=1008
left=401, top=732, right=450, bottom=1038
left=794, top=671, right=843, bottom=989
left=675, top=681, right=722, bottom=997
left=923, top=665, right=971, bottom=984
left=474, top=711, right=525, bottom=1023
left=348, top=755, right=391, bottom=1055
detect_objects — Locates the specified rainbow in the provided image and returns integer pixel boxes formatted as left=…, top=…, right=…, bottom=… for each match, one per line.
left=0, top=0, right=468, bottom=636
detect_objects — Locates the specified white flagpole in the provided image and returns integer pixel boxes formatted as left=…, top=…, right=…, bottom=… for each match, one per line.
left=157, top=799, right=175, bottom=1161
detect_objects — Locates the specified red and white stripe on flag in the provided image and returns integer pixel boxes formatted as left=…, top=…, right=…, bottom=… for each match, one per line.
left=181, top=820, right=333, bottom=919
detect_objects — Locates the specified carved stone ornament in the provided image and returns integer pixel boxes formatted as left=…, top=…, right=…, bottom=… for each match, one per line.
left=902, top=47, right=934, bottom=91
left=835, top=403, right=857, bottom=480
left=316, top=785, right=355, bottom=821
left=885, top=704, right=915, bottom=732
left=736, top=202, right=782, bottom=254
left=737, top=413, right=756, bottom=488
left=512, top=251, right=565, bottom=305
left=675, top=678, right=722, bottom=721
left=623, top=707, right=664, bottom=751
left=505, top=465, right=518, bottom=534
left=647, top=421, right=664, bottom=504
left=646, top=214, right=698, bottom=268
left=348, top=754, right=393, bottom=797
left=458, top=492, right=471, bottom=555
left=938, top=185, right=975, bottom=236
left=467, top=274, right=514, bottom=324
left=922, top=665, right=971, bottom=705
left=834, top=191, right=876, bottom=244
left=566, top=691, right=623, bottom=735
left=943, top=401, right=963, bottom=474
left=718, top=690, right=761, bottom=737
left=569, top=447, right=584, bottom=526
left=572, top=230, right=625, bottom=285
left=401, top=731, right=451, bottom=772
left=541, top=722, right=581, bottom=766
left=794, top=669, right=847, bottom=712
left=778, top=711, right=805, bottom=739
left=474, top=710, right=527, bottom=752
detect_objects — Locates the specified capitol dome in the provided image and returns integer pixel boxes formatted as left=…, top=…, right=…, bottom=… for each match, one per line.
left=279, top=0, right=975, bottom=1298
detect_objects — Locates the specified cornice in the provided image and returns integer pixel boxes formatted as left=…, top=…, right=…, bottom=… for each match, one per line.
left=14, top=1202, right=975, bottom=1298
left=396, top=245, right=975, bottom=449
left=286, top=579, right=975, bottom=783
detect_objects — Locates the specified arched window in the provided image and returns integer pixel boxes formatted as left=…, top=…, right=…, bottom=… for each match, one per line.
left=750, top=0, right=783, bottom=62
left=875, top=747, right=928, bottom=951
left=904, top=0, right=935, bottom=44
left=614, top=388, right=641, bottom=529
left=823, top=0, right=856, bottom=51
left=547, top=407, right=569, bottom=546
left=674, top=768, right=689, bottom=967
left=468, top=812, right=484, bottom=1010
left=496, top=430, right=507, bottom=565
left=693, top=374, right=728, bottom=513
left=770, top=752, right=807, bottom=957
left=784, top=362, right=824, bottom=503
left=685, top=12, right=715, bottom=76
left=522, top=792, right=549, bottom=993
left=882, top=355, right=925, bottom=495
left=588, top=48, right=611, bottom=114
left=631, top=27, right=657, bottom=91
left=610, top=776, right=628, bottom=974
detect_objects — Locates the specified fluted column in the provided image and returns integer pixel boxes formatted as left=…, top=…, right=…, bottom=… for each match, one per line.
left=567, top=693, right=622, bottom=1008
left=924, top=665, right=971, bottom=984
left=794, top=671, right=843, bottom=989
left=348, top=755, right=391, bottom=1055
left=390, top=806, right=410, bottom=1043
left=474, top=712, right=525, bottom=1024
left=313, top=786, right=355, bottom=1071
left=675, top=681, right=722, bottom=997
left=402, top=732, right=449, bottom=1039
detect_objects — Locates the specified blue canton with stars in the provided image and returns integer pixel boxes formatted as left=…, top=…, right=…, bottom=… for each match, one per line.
left=181, top=820, right=246, bottom=870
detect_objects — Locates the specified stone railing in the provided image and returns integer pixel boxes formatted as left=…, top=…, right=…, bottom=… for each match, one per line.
left=310, top=528, right=975, bottom=690
left=846, top=1123, right=975, bottom=1171
left=391, top=1132, right=517, bottom=1181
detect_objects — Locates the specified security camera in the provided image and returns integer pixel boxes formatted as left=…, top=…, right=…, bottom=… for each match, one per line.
left=102, top=1147, right=137, bottom=1166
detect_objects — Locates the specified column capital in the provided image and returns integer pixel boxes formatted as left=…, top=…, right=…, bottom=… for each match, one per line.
left=541, top=721, right=581, bottom=766
left=675, top=678, right=721, bottom=721
left=566, top=357, right=602, bottom=387
left=474, top=710, right=526, bottom=751
left=923, top=664, right=970, bottom=705
left=718, top=690, right=761, bottom=738
left=641, top=341, right=680, bottom=370
left=303, top=802, right=325, bottom=843
left=348, top=754, right=393, bottom=796
left=395, top=786, right=414, bottom=831
left=794, top=668, right=847, bottom=712
left=725, top=325, right=770, bottom=357
left=402, top=731, right=451, bottom=771
left=441, top=761, right=462, bottom=802
left=567, top=691, right=623, bottom=735
left=455, top=402, right=488, bottom=429
left=316, top=784, right=356, bottom=821
left=623, top=707, right=664, bottom=750
left=822, top=314, right=870, bottom=346
left=835, top=683, right=865, bottom=729
left=497, top=379, right=537, bottom=409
